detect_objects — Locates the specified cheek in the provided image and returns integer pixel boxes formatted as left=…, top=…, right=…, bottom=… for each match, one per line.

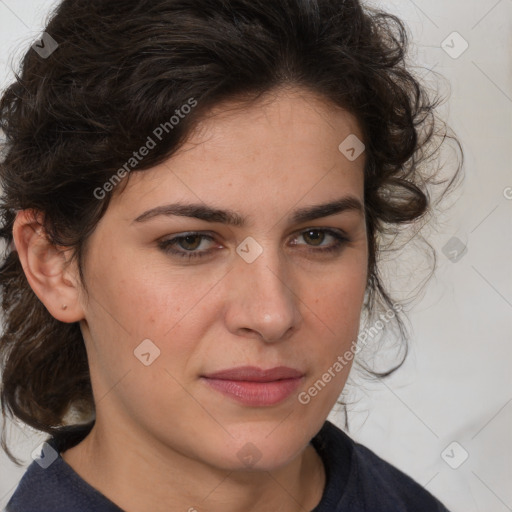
left=308, top=264, right=366, bottom=336
left=299, top=263, right=366, bottom=393
left=88, top=245, right=209, bottom=335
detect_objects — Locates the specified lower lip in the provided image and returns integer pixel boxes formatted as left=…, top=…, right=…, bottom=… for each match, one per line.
left=201, top=377, right=303, bottom=406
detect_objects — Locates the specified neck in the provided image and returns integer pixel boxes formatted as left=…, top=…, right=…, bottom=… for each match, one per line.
left=61, top=416, right=326, bottom=512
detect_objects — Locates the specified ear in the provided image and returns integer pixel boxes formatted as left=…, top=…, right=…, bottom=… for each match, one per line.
left=12, top=209, right=85, bottom=323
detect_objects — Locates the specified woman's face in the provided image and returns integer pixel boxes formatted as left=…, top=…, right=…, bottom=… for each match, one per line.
left=77, top=87, right=368, bottom=471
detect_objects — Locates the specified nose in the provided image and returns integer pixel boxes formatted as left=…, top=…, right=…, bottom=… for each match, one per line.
left=223, top=246, right=301, bottom=343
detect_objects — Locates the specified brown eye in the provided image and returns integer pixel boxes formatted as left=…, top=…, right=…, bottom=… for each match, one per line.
left=158, top=232, right=218, bottom=259
left=291, top=228, right=350, bottom=256
left=302, top=229, right=325, bottom=246
left=176, top=234, right=203, bottom=251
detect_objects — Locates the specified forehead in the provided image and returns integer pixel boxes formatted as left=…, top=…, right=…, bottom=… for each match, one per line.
left=181, top=88, right=364, bottom=155
left=110, top=88, right=365, bottom=217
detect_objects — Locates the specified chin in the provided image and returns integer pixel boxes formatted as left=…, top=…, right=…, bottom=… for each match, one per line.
left=208, top=432, right=308, bottom=473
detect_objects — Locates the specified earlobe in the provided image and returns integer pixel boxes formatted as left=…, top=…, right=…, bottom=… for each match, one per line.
left=12, top=209, right=85, bottom=323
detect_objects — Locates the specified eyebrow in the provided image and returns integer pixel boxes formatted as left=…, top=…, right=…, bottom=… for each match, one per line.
left=132, top=196, right=364, bottom=227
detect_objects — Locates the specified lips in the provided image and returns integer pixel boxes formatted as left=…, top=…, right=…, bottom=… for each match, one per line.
left=201, top=366, right=305, bottom=406
left=203, top=366, right=304, bottom=382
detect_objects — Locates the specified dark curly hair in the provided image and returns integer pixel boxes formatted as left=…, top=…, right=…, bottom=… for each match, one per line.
left=0, top=0, right=463, bottom=465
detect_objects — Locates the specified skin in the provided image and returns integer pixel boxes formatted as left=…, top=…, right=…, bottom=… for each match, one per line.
left=13, top=86, right=368, bottom=512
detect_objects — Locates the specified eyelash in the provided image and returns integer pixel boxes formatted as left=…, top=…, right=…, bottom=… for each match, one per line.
left=158, top=228, right=350, bottom=260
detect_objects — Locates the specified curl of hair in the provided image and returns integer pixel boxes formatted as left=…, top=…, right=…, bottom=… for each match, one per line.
left=0, top=0, right=463, bottom=463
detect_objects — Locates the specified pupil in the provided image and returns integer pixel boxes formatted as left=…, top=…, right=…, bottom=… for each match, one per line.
left=306, top=230, right=323, bottom=246
left=183, top=235, right=200, bottom=250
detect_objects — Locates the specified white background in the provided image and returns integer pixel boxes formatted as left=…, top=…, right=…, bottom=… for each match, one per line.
left=0, top=1, right=511, bottom=511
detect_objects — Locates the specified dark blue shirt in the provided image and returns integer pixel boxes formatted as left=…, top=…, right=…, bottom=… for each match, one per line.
left=5, top=420, right=450, bottom=511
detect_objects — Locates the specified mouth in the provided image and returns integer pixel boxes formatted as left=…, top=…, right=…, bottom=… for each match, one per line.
left=200, top=366, right=305, bottom=407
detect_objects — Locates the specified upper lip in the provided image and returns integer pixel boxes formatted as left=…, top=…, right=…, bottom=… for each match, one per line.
left=202, top=366, right=304, bottom=382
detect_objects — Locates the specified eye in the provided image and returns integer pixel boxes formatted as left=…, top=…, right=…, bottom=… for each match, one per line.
left=158, top=228, right=350, bottom=261
left=290, top=228, right=350, bottom=255
left=158, top=232, right=218, bottom=259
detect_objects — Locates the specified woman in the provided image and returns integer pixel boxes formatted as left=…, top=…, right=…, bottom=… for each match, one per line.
left=0, top=0, right=462, bottom=510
